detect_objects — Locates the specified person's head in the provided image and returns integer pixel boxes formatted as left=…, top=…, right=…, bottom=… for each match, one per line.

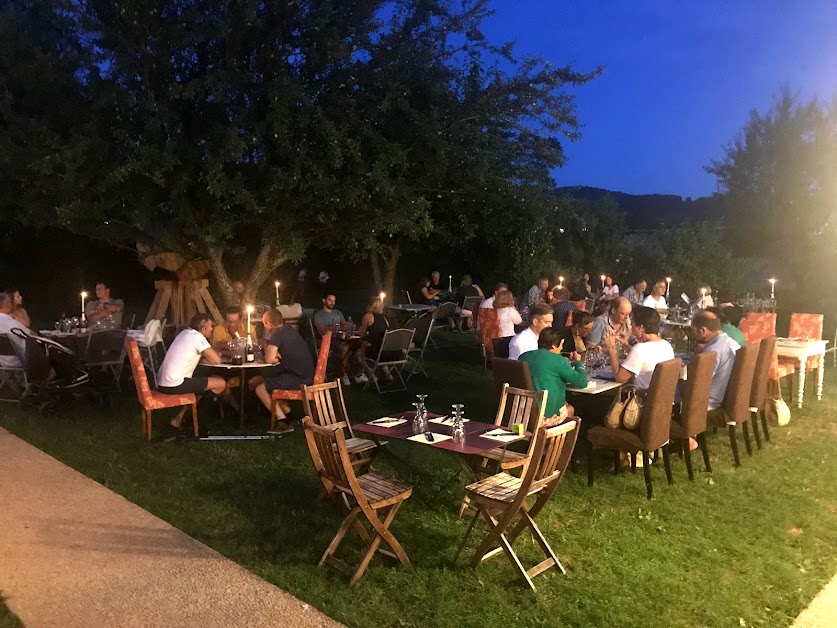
left=4, top=289, right=22, bottom=306
left=608, top=297, right=632, bottom=326
left=528, top=304, right=554, bottom=335
left=262, top=309, right=284, bottom=332
left=537, top=277, right=549, bottom=291
left=651, top=279, right=666, bottom=297
left=419, top=276, right=431, bottom=289
left=634, top=279, right=647, bottom=293
left=697, top=282, right=712, bottom=296
left=493, top=290, right=515, bottom=309
left=582, top=273, right=590, bottom=282
left=494, top=282, right=508, bottom=297
left=537, top=327, right=564, bottom=352
left=604, top=275, right=614, bottom=287
left=691, top=310, right=723, bottom=344
left=723, top=305, right=744, bottom=327
left=630, top=306, right=661, bottom=340
left=223, top=307, right=242, bottom=333
left=321, top=292, right=337, bottom=311
left=233, top=280, right=245, bottom=295
left=95, top=282, right=111, bottom=301
left=190, top=313, right=214, bottom=339
left=704, top=306, right=728, bottom=326
left=0, top=292, right=12, bottom=314
left=571, top=310, right=594, bottom=337
left=551, top=286, right=570, bottom=302
left=460, top=274, right=473, bottom=286
left=431, top=271, right=440, bottom=284
left=365, top=295, right=384, bottom=315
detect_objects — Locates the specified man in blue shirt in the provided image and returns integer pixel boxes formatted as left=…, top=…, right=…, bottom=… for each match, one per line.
left=691, top=310, right=740, bottom=409
left=549, top=286, right=578, bottom=329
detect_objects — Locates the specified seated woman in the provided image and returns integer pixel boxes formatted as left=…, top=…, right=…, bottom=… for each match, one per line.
left=556, top=310, right=597, bottom=355
left=601, top=275, right=619, bottom=303
left=493, top=289, right=522, bottom=337
left=518, top=327, right=588, bottom=425
left=5, top=289, right=31, bottom=328
left=603, top=305, right=673, bottom=390
left=356, top=295, right=393, bottom=380
left=417, top=277, right=442, bottom=305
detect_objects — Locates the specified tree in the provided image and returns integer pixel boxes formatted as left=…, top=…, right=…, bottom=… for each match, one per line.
left=706, top=87, right=837, bottom=293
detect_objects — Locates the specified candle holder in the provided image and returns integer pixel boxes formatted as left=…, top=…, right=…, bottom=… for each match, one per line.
left=274, top=281, right=281, bottom=307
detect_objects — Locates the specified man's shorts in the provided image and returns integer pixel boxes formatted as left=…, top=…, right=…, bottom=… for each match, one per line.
left=264, top=371, right=307, bottom=393
left=158, top=377, right=209, bottom=395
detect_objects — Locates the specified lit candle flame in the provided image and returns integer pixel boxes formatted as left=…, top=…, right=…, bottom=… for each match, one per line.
left=80, top=291, right=88, bottom=299
left=379, top=292, right=386, bottom=301
left=246, top=305, right=254, bottom=314
left=274, top=281, right=280, bottom=287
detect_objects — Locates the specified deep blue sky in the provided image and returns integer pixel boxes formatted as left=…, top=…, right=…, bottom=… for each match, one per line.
left=481, top=1, right=837, bottom=198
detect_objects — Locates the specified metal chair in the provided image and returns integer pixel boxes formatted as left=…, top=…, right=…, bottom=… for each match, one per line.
left=0, top=333, right=26, bottom=401
left=456, top=295, right=483, bottom=332
left=405, top=315, right=434, bottom=380
left=83, top=328, right=128, bottom=391
left=363, top=328, right=414, bottom=394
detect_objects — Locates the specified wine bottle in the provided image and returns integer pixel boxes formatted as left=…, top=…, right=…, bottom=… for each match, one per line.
left=245, top=334, right=255, bottom=362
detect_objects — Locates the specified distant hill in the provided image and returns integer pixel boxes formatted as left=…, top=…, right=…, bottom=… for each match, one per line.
left=556, top=186, right=725, bottom=230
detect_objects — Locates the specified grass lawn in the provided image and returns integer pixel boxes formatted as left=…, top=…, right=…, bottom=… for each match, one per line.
left=1, top=334, right=836, bottom=627
left=0, top=600, right=21, bottom=628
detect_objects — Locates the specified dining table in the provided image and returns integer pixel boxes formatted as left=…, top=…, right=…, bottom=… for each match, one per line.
left=203, top=360, right=280, bottom=426
left=775, top=338, right=829, bottom=408
left=39, top=329, right=90, bottom=357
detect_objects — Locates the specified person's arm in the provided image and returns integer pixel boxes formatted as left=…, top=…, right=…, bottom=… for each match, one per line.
left=313, top=313, right=329, bottom=336
left=108, top=299, right=124, bottom=313
left=264, top=343, right=280, bottom=365
left=14, top=307, right=31, bottom=328
left=475, top=285, right=484, bottom=298
left=607, top=336, right=638, bottom=383
left=86, top=302, right=109, bottom=323
left=510, top=308, right=522, bottom=325
left=200, top=346, right=222, bottom=365
left=556, top=353, right=588, bottom=388
left=587, top=318, right=605, bottom=348
left=357, top=312, right=374, bottom=338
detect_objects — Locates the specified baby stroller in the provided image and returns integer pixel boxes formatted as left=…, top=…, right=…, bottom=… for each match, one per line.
left=10, top=328, right=100, bottom=416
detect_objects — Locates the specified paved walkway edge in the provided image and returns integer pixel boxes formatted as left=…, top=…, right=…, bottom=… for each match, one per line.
left=0, top=427, right=342, bottom=628
left=791, top=569, right=837, bottom=628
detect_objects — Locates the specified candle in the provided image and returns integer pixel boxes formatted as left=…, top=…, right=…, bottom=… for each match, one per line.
left=274, top=280, right=281, bottom=304
left=246, top=304, right=254, bottom=334
left=379, top=291, right=386, bottom=302
left=558, top=276, right=564, bottom=288
left=448, top=275, right=452, bottom=292
left=600, top=274, right=606, bottom=290
left=665, top=277, right=672, bottom=299
left=80, top=291, right=87, bottom=319
left=700, top=287, right=706, bottom=308
left=769, top=278, right=776, bottom=299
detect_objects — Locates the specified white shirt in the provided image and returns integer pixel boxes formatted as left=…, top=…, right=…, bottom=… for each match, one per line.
left=603, top=285, right=620, bottom=300
left=508, top=328, right=538, bottom=360
left=643, top=295, right=668, bottom=310
left=157, top=328, right=211, bottom=387
left=0, top=313, right=28, bottom=367
left=620, top=339, right=675, bottom=390
left=480, top=296, right=495, bottom=309
left=497, top=307, right=523, bottom=337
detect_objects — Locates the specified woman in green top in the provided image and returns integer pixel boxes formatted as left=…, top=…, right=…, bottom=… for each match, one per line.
left=518, top=327, right=588, bottom=423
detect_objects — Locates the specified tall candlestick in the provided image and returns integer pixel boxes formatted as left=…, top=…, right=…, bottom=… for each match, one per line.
left=80, top=291, right=87, bottom=319
left=769, top=278, right=776, bottom=300
left=274, top=281, right=281, bottom=305
left=246, top=305, right=254, bottom=333
left=700, top=287, right=706, bottom=309
left=379, top=292, right=386, bottom=304
left=558, top=276, right=564, bottom=288
left=448, top=275, right=452, bottom=292
left=665, top=277, right=672, bottom=299
left=600, top=274, right=606, bottom=290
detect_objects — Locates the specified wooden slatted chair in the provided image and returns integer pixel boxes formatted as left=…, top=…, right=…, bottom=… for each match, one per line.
left=749, top=336, right=776, bottom=448
left=475, top=384, right=546, bottom=474
left=587, top=358, right=682, bottom=499
left=125, top=336, right=198, bottom=440
left=669, top=352, right=716, bottom=480
left=269, top=331, right=331, bottom=431
left=456, top=419, right=580, bottom=592
left=706, top=342, right=760, bottom=467
left=302, top=380, right=381, bottom=466
left=302, top=418, right=412, bottom=585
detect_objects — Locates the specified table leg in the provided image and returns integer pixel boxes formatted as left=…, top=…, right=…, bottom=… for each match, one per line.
left=797, top=357, right=805, bottom=409
left=817, top=353, right=825, bottom=401
left=239, top=370, right=248, bottom=427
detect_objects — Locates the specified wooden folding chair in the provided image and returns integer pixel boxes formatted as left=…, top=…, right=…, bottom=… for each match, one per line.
left=302, top=418, right=412, bottom=585
left=303, top=380, right=382, bottom=466
left=456, top=419, right=580, bottom=592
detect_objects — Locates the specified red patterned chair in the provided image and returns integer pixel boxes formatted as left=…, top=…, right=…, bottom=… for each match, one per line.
left=270, top=331, right=331, bottom=431
left=125, top=336, right=198, bottom=440
left=477, top=308, right=502, bottom=369
left=739, top=312, right=794, bottom=395
left=781, top=313, right=824, bottom=373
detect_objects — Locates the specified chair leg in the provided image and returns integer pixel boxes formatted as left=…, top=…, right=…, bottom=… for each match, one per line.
left=642, top=451, right=653, bottom=499
left=190, top=403, right=199, bottom=437
left=682, top=438, right=694, bottom=481
left=760, top=410, right=771, bottom=442
left=728, top=424, right=741, bottom=467
left=750, top=412, right=762, bottom=449
left=612, top=450, right=620, bottom=475
left=741, top=421, right=753, bottom=456
left=270, top=399, right=278, bottom=431
left=146, top=409, right=153, bottom=441
left=662, top=443, right=673, bottom=485
left=140, top=409, right=147, bottom=437
left=454, top=510, right=481, bottom=565
left=697, top=433, right=712, bottom=472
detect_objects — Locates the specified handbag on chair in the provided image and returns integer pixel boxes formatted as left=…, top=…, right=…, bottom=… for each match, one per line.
left=604, top=385, right=643, bottom=430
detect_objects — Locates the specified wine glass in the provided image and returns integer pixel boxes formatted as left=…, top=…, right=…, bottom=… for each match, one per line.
left=412, top=402, right=425, bottom=434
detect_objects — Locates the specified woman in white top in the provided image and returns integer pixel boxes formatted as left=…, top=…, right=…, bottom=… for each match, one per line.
left=493, top=289, right=522, bottom=337
left=642, top=279, right=668, bottom=313
left=694, top=283, right=715, bottom=309
left=601, top=275, right=619, bottom=302
left=604, top=305, right=674, bottom=390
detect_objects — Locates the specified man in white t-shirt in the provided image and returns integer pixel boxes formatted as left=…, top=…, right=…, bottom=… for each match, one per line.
left=508, top=304, right=553, bottom=360
left=642, top=280, right=669, bottom=313
left=0, top=292, right=29, bottom=368
left=479, top=282, right=508, bottom=309
left=157, top=313, right=226, bottom=429
left=604, top=306, right=674, bottom=389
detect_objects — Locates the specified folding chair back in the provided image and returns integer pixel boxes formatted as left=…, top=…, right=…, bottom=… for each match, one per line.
left=303, top=418, right=353, bottom=496
left=375, top=328, right=414, bottom=365
left=84, top=328, right=127, bottom=390
left=303, top=380, right=351, bottom=433
left=519, top=418, right=581, bottom=499
left=405, top=290, right=412, bottom=304
left=495, top=383, right=545, bottom=434
left=0, top=333, right=26, bottom=399
left=434, top=301, right=457, bottom=327
left=0, top=333, right=23, bottom=364
left=406, top=315, right=433, bottom=352
left=461, top=296, right=483, bottom=313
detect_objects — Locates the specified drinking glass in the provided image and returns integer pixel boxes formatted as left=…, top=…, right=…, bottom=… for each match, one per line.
left=412, top=402, right=425, bottom=434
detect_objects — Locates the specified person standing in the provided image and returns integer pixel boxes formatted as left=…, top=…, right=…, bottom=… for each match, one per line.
left=508, top=304, right=553, bottom=360
left=85, top=282, right=125, bottom=328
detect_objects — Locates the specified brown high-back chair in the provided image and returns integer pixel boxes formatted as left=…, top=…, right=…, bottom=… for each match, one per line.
left=749, top=336, right=775, bottom=449
left=707, top=342, right=760, bottom=467
left=670, top=352, right=716, bottom=480
left=587, top=358, right=682, bottom=499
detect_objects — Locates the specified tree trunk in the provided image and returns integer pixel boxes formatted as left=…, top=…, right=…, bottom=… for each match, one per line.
left=379, top=243, right=400, bottom=304
left=370, top=250, right=383, bottom=292
left=206, top=237, right=289, bottom=308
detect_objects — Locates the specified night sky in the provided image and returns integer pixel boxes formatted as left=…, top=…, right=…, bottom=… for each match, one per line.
left=481, top=0, right=837, bottom=199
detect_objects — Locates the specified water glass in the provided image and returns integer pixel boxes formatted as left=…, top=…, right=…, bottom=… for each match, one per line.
left=412, top=402, right=426, bottom=434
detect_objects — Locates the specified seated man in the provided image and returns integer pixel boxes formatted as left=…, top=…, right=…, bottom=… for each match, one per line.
left=587, top=297, right=632, bottom=349
left=508, top=304, right=553, bottom=360
left=524, top=277, right=550, bottom=310
left=480, top=282, right=508, bottom=309
left=0, top=292, right=29, bottom=368
left=211, top=307, right=255, bottom=355
left=85, top=282, right=124, bottom=328
left=156, top=313, right=227, bottom=430
left=549, top=286, right=578, bottom=328
left=622, top=280, right=647, bottom=306
left=254, top=309, right=316, bottom=434
left=691, top=310, right=740, bottom=411
left=705, top=306, right=746, bottom=348
left=518, top=327, right=587, bottom=424
left=454, top=275, right=484, bottom=330
left=313, top=292, right=359, bottom=386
